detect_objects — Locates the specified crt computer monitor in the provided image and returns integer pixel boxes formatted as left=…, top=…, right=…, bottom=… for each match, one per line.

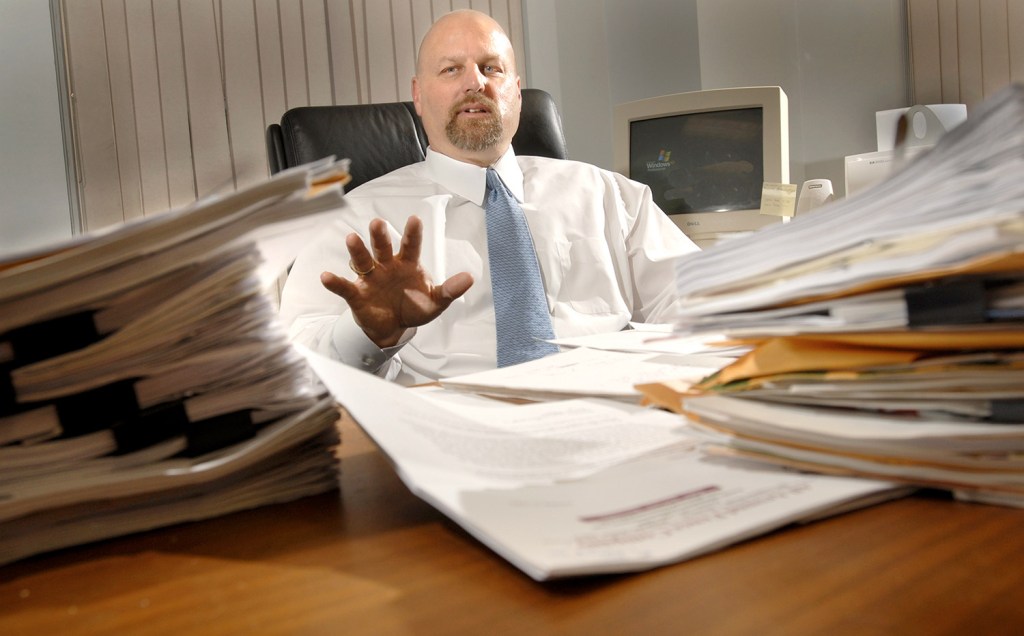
left=613, top=86, right=789, bottom=248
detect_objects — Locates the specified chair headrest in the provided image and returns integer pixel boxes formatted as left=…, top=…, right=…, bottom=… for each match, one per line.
left=268, top=88, right=568, bottom=188
left=513, top=88, right=568, bottom=160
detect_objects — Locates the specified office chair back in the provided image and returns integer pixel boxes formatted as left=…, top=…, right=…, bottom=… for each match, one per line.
left=266, top=88, right=568, bottom=191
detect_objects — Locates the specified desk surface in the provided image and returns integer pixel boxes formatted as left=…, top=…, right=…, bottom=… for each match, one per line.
left=3, top=417, right=1023, bottom=635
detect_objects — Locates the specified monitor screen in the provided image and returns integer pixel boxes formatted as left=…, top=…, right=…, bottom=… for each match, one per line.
left=613, top=87, right=789, bottom=248
left=629, top=107, right=764, bottom=215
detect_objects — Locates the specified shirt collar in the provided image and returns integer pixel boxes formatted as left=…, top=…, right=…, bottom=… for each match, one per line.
left=424, top=146, right=524, bottom=207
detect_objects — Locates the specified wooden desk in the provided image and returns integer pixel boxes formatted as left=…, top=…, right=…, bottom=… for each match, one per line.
left=3, top=417, right=1023, bottom=635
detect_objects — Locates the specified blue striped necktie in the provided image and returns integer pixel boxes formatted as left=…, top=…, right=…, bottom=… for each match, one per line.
left=483, top=168, right=559, bottom=367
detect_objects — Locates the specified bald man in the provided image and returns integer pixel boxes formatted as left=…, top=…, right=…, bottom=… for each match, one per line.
left=280, top=10, right=698, bottom=384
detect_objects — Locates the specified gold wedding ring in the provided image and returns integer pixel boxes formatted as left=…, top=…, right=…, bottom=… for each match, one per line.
left=349, top=259, right=376, bottom=277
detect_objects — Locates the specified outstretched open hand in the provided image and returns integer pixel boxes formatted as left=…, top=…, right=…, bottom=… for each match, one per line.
left=320, top=216, right=473, bottom=348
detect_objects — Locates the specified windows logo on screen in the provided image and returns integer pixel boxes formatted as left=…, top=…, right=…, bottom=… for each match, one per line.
left=646, top=150, right=672, bottom=171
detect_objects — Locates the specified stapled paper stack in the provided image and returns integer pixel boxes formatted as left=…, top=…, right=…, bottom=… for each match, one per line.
left=0, top=160, right=349, bottom=565
left=640, top=84, right=1024, bottom=507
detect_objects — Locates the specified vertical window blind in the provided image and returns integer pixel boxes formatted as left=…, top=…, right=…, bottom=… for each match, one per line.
left=59, top=0, right=525, bottom=232
left=907, top=0, right=1023, bottom=110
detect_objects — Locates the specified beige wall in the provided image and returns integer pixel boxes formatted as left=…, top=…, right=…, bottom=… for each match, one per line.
left=0, top=0, right=75, bottom=254
left=526, top=0, right=910, bottom=196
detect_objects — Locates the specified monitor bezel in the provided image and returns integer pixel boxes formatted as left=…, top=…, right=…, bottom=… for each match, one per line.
left=613, top=86, right=789, bottom=247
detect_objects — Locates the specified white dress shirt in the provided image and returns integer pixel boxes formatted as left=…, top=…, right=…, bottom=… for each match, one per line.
left=279, top=147, right=699, bottom=384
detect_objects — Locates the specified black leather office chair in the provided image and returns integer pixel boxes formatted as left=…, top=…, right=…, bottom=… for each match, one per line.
left=266, top=88, right=568, bottom=191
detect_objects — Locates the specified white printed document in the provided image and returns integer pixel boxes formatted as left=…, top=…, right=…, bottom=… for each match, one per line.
left=303, top=348, right=904, bottom=580
left=549, top=324, right=747, bottom=356
left=440, top=346, right=734, bottom=402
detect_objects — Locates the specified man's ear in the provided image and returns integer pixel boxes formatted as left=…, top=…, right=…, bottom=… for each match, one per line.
left=411, top=77, right=423, bottom=116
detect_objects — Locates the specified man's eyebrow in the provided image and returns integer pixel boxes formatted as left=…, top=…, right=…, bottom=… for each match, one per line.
left=429, top=52, right=507, bottom=70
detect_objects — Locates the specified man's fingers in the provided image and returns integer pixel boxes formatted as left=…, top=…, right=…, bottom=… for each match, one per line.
left=438, top=272, right=474, bottom=302
left=399, top=215, right=424, bottom=263
left=403, top=272, right=472, bottom=319
left=320, top=271, right=357, bottom=300
left=368, top=218, right=395, bottom=263
left=344, top=232, right=375, bottom=276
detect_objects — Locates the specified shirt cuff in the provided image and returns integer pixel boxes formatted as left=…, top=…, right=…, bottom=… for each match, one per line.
left=330, top=315, right=414, bottom=374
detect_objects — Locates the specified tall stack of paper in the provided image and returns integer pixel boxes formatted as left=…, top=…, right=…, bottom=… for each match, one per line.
left=0, top=160, right=349, bottom=565
left=642, top=84, right=1024, bottom=506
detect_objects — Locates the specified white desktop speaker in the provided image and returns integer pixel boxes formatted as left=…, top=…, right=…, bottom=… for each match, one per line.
left=795, top=179, right=834, bottom=216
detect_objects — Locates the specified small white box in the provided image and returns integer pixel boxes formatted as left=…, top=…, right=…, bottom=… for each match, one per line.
left=875, top=104, right=967, bottom=151
left=845, top=145, right=933, bottom=196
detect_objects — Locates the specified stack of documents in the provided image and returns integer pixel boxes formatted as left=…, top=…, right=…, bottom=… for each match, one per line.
left=0, top=161, right=349, bottom=565
left=642, top=84, right=1024, bottom=506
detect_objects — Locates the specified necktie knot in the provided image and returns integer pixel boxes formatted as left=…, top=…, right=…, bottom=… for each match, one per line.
left=484, top=168, right=559, bottom=367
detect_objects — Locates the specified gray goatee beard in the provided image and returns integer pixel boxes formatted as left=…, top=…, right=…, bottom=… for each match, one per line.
left=445, top=95, right=503, bottom=151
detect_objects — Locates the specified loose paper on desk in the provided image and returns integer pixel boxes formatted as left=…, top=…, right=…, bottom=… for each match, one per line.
left=548, top=324, right=748, bottom=357
left=303, top=346, right=695, bottom=487
left=440, top=346, right=734, bottom=402
left=302, top=347, right=903, bottom=580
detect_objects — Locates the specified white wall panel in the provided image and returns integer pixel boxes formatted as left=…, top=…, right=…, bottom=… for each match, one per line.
left=303, top=0, right=334, bottom=106
left=938, top=0, right=961, bottom=101
left=151, top=1, right=196, bottom=210
left=100, top=0, right=144, bottom=222
left=254, top=0, right=288, bottom=122
left=180, top=0, right=234, bottom=198
left=957, top=0, right=985, bottom=106
left=326, top=0, right=363, bottom=105
left=980, top=0, right=1011, bottom=96
left=909, top=0, right=942, bottom=102
left=364, top=1, right=399, bottom=102
left=125, top=1, right=170, bottom=215
left=223, top=1, right=269, bottom=189
left=279, top=1, right=309, bottom=109
left=1012, top=0, right=1024, bottom=83
left=392, top=0, right=418, bottom=101
left=64, top=0, right=123, bottom=230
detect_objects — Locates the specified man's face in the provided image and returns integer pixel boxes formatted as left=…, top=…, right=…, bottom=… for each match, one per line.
left=412, top=13, right=521, bottom=167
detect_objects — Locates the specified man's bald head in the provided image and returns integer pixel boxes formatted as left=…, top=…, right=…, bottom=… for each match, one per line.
left=412, top=10, right=521, bottom=166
